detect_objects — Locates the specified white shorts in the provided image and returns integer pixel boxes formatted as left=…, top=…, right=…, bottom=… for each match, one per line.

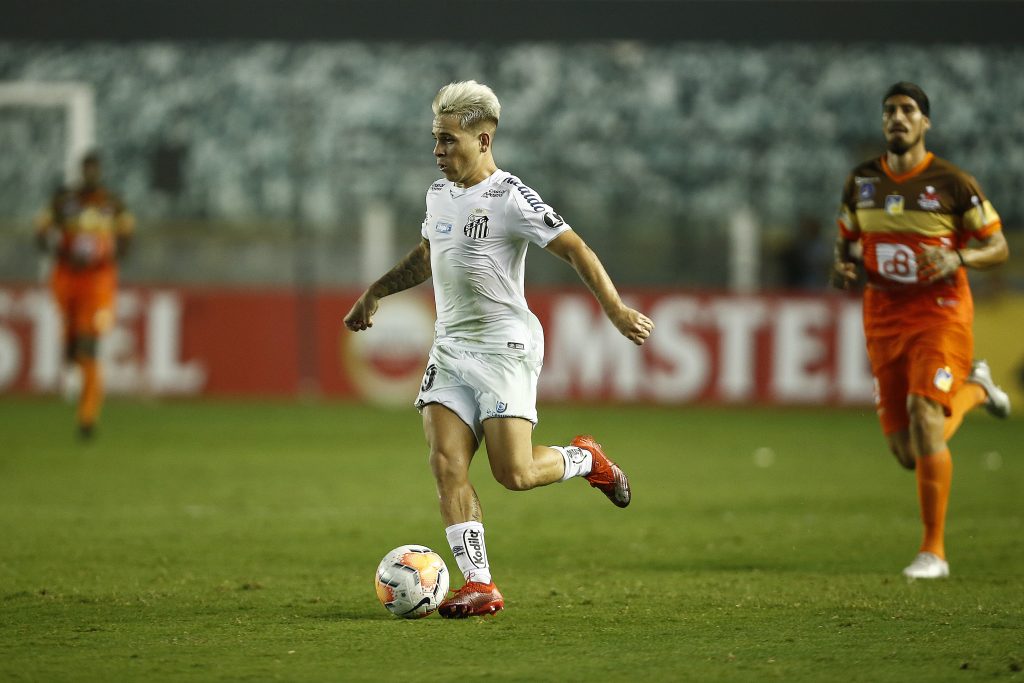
left=415, top=343, right=542, bottom=444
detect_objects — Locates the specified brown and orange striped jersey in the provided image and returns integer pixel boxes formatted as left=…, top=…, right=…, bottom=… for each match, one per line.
left=36, top=185, right=134, bottom=270
left=837, top=152, right=1001, bottom=332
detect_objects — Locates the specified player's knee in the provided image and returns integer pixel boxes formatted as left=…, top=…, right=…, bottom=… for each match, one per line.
left=907, top=394, right=944, bottom=430
left=888, top=438, right=915, bottom=469
left=493, top=467, right=532, bottom=491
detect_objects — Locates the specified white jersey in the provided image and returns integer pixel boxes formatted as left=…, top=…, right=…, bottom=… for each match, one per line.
left=420, top=169, right=571, bottom=353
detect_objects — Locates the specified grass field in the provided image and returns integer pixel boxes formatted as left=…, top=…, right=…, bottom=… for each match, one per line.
left=1, top=398, right=1022, bottom=682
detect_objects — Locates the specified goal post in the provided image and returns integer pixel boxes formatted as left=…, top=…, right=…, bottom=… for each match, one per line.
left=0, top=81, right=96, bottom=184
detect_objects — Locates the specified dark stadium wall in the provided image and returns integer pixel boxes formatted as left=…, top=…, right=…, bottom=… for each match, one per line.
left=1, top=0, right=1019, bottom=43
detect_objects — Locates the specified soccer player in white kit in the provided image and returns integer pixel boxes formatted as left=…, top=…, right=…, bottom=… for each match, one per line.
left=345, top=81, right=654, bottom=617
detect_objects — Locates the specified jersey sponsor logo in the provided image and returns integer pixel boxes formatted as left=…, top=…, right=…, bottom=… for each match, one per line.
left=463, top=214, right=489, bottom=239
left=876, top=242, right=918, bottom=283
left=918, top=186, right=941, bottom=210
left=507, top=342, right=525, bottom=350
left=884, top=194, right=905, bottom=216
left=503, top=177, right=546, bottom=212
left=482, top=187, right=508, bottom=198
left=933, top=366, right=953, bottom=393
left=858, top=181, right=876, bottom=200
left=429, top=181, right=446, bottom=192
left=434, top=221, right=453, bottom=234
left=495, top=401, right=507, bottom=414
left=543, top=211, right=565, bottom=229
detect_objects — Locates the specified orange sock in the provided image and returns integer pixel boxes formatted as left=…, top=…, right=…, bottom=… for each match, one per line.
left=916, top=449, right=953, bottom=559
left=943, top=383, right=986, bottom=441
left=77, top=357, right=103, bottom=428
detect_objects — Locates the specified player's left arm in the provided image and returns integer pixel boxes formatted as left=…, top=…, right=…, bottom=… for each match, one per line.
left=959, top=230, right=1009, bottom=269
left=112, top=196, right=135, bottom=259
left=544, top=229, right=653, bottom=346
left=918, top=231, right=1008, bottom=283
left=919, top=175, right=1009, bottom=282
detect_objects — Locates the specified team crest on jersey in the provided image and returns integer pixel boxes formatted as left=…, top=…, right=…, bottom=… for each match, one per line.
left=918, top=186, right=941, bottom=210
left=463, top=214, right=489, bottom=239
left=857, top=181, right=875, bottom=200
left=884, top=194, right=905, bottom=216
left=495, top=401, right=507, bottom=414
left=933, top=366, right=953, bottom=393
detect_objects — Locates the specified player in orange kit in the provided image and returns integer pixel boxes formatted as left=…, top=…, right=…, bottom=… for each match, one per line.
left=35, top=151, right=135, bottom=439
left=832, top=82, right=1010, bottom=579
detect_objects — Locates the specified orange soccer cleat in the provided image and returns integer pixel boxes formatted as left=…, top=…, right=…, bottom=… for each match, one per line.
left=572, top=434, right=631, bottom=508
left=438, top=581, right=504, bottom=618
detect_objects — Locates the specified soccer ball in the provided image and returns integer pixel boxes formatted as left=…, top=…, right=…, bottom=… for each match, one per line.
left=374, top=545, right=450, bottom=618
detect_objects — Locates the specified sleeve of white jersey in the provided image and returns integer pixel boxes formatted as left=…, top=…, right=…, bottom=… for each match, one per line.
left=506, top=181, right=572, bottom=247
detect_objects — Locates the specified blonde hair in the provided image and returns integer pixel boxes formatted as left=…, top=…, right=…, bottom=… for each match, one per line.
left=432, top=80, right=500, bottom=130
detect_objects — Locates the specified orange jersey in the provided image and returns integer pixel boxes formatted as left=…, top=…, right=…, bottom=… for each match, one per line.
left=41, top=185, right=133, bottom=271
left=837, top=153, right=1002, bottom=335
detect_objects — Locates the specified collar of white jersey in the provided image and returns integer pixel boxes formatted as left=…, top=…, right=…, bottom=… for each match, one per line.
left=450, top=169, right=506, bottom=197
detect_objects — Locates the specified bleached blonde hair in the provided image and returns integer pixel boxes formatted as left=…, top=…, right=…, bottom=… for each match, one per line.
left=432, top=80, right=501, bottom=131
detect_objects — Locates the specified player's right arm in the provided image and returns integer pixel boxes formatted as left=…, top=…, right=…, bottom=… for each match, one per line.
left=344, top=238, right=431, bottom=332
left=830, top=237, right=860, bottom=290
left=830, top=174, right=861, bottom=290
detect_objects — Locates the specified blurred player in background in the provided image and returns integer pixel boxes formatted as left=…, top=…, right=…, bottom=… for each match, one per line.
left=35, top=151, right=135, bottom=439
left=832, top=82, right=1010, bottom=579
left=345, top=80, right=653, bottom=617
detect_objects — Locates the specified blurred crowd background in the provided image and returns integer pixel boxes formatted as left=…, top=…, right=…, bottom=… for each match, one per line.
left=1, top=0, right=1022, bottom=292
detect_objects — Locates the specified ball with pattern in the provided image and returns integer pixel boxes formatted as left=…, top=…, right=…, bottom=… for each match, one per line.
left=374, top=545, right=449, bottom=618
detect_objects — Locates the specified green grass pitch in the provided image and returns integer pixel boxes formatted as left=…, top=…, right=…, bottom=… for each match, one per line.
left=1, top=398, right=1021, bottom=682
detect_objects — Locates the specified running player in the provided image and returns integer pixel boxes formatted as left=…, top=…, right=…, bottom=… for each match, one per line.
left=832, top=82, right=1010, bottom=579
left=35, top=151, right=135, bottom=439
left=345, top=81, right=653, bottom=616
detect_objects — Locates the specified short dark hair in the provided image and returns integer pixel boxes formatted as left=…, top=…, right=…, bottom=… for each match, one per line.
left=883, top=82, right=929, bottom=117
left=81, top=150, right=101, bottom=165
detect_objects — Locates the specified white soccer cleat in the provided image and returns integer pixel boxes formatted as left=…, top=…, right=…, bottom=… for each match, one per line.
left=967, top=359, right=1011, bottom=419
left=902, top=551, right=950, bottom=580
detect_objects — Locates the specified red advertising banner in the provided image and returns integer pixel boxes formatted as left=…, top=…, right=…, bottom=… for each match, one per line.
left=0, top=285, right=873, bottom=405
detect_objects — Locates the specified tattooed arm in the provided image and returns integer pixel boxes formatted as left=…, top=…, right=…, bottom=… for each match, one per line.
left=344, top=238, right=432, bottom=332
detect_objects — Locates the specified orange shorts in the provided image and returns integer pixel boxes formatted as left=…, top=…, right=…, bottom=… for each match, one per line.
left=51, top=264, right=117, bottom=337
left=866, top=322, right=973, bottom=435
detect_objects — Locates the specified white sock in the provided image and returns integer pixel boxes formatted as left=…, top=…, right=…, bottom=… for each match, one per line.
left=445, top=521, right=491, bottom=584
left=552, top=445, right=593, bottom=481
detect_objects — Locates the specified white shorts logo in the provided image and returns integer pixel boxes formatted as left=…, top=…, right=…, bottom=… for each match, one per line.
left=876, top=243, right=918, bottom=283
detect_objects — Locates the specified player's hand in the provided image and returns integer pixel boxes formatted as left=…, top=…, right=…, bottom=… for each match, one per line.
left=829, top=260, right=858, bottom=290
left=917, top=245, right=960, bottom=283
left=344, top=292, right=379, bottom=332
left=610, top=306, right=654, bottom=346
